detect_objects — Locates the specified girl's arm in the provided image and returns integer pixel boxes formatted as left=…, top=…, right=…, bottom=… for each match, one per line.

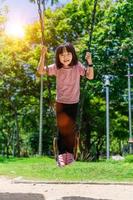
left=85, top=52, right=94, bottom=80
left=37, top=46, right=47, bottom=75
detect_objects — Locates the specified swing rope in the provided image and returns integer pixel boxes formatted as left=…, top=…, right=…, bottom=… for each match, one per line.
left=37, top=0, right=52, bottom=106
left=37, top=0, right=45, bottom=45
left=37, top=0, right=58, bottom=158
left=79, top=0, right=98, bottom=132
left=36, top=0, right=53, bottom=155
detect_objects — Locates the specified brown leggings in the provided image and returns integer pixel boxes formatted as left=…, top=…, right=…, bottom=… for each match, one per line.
left=56, top=102, right=78, bottom=154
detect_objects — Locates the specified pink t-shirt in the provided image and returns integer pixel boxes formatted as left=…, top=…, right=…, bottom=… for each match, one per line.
left=47, top=62, right=85, bottom=104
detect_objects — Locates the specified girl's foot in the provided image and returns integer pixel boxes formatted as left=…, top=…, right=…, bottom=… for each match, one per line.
left=57, top=152, right=75, bottom=167
left=57, top=153, right=66, bottom=167
left=66, top=152, right=74, bottom=165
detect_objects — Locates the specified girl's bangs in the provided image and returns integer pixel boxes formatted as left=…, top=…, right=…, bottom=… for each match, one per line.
left=58, top=44, right=72, bottom=54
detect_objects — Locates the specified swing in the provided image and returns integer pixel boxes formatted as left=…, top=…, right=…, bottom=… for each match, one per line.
left=36, top=0, right=97, bottom=163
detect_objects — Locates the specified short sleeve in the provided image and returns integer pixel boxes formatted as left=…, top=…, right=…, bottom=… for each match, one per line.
left=77, top=62, right=86, bottom=76
left=45, top=64, right=57, bottom=76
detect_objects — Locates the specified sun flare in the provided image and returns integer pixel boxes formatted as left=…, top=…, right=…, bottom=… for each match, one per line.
left=5, top=22, right=25, bottom=38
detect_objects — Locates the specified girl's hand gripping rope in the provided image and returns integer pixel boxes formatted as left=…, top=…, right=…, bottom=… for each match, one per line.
left=85, top=52, right=94, bottom=80
left=37, top=46, right=47, bottom=75
left=85, top=52, right=92, bottom=65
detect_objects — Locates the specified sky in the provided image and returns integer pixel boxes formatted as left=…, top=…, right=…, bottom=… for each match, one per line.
left=1, top=0, right=70, bottom=26
left=1, top=0, right=38, bottom=26
left=0, top=0, right=70, bottom=37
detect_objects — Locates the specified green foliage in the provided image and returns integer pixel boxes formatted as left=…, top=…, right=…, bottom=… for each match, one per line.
left=0, top=0, right=132, bottom=159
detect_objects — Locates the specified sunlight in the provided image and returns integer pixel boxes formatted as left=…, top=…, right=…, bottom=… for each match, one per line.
left=5, top=22, right=25, bottom=38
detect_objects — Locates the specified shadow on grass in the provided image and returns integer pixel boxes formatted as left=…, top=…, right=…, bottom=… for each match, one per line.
left=0, top=193, right=45, bottom=200
left=59, top=197, right=110, bottom=200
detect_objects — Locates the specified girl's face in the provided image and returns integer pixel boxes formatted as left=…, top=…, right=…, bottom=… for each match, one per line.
left=59, top=48, right=72, bottom=68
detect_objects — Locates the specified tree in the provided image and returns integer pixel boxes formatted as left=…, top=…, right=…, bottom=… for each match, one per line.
left=0, top=0, right=132, bottom=159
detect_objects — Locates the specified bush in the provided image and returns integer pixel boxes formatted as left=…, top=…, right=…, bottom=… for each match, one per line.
left=124, top=155, right=133, bottom=163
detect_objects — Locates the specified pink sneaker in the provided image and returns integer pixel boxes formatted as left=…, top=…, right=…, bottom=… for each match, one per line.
left=57, top=152, right=75, bottom=167
left=66, top=152, right=74, bottom=165
left=57, top=153, right=66, bottom=167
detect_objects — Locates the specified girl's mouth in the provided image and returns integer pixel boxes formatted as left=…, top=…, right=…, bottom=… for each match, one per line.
left=64, top=60, right=70, bottom=62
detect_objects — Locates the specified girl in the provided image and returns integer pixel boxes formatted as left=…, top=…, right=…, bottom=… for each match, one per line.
left=37, top=43, right=94, bottom=167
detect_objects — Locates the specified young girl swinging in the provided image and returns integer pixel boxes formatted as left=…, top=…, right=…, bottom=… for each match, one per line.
left=37, top=43, right=94, bottom=167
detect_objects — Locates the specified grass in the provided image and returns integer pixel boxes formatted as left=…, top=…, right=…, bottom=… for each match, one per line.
left=0, top=155, right=133, bottom=182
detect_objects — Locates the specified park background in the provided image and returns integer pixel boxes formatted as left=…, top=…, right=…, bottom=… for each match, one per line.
left=0, top=0, right=133, bottom=164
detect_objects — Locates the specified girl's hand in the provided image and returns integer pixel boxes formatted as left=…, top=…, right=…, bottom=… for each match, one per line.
left=85, top=52, right=92, bottom=65
left=37, top=46, right=47, bottom=75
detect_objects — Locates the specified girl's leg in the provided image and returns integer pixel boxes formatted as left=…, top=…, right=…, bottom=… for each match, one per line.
left=56, top=102, right=78, bottom=155
left=56, top=102, right=67, bottom=154
left=57, top=132, right=67, bottom=154
left=63, top=103, right=79, bottom=155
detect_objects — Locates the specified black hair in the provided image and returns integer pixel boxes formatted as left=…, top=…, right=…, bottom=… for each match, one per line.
left=55, top=43, right=78, bottom=69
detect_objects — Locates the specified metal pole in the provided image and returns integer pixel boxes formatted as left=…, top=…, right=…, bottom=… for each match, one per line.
left=106, top=81, right=110, bottom=159
left=103, top=75, right=110, bottom=159
left=128, top=65, right=132, bottom=153
left=39, top=74, right=43, bottom=155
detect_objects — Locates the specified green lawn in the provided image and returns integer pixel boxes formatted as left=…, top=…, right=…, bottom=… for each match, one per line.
left=0, top=155, right=133, bottom=182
